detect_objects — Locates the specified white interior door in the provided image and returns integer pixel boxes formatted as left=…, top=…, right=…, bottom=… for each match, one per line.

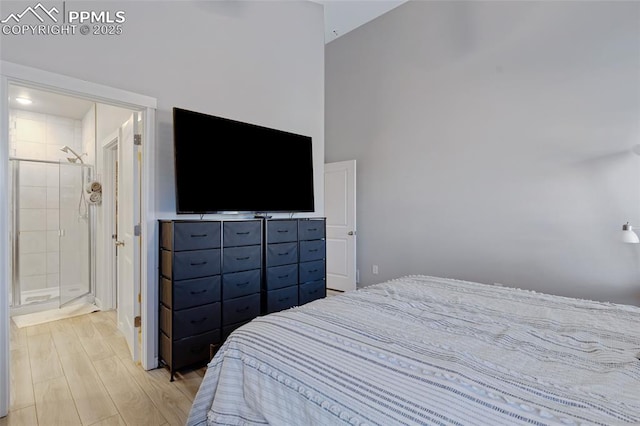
left=116, top=114, right=140, bottom=360
left=324, top=160, right=357, bottom=292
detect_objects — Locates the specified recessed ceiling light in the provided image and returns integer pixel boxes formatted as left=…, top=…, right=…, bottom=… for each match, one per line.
left=15, top=97, right=32, bottom=105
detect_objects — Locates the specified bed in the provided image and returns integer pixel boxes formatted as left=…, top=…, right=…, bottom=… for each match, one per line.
left=187, top=275, right=640, bottom=425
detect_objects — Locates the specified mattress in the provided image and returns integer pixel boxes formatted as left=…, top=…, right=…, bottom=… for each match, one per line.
left=187, top=275, right=640, bottom=425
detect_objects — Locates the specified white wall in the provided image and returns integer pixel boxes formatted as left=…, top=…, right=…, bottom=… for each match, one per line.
left=325, top=1, right=640, bottom=304
left=96, top=105, right=133, bottom=146
left=81, top=105, right=96, bottom=168
left=0, top=0, right=325, bottom=218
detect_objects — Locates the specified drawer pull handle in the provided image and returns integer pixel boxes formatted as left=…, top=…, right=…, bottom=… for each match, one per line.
left=277, top=274, right=289, bottom=279
left=307, top=228, right=317, bottom=231
left=278, top=297, right=290, bottom=302
left=236, top=256, right=250, bottom=261
left=190, top=261, right=207, bottom=266
left=190, top=289, right=207, bottom=295
left=190, top=345, right=206, bottom=353
left=236, top=231, right=250, bottom=235
left=277, top=230, right=289, bottom=233
left=190, top=233, right=207, bottom=238
left=236, top=306, right=250, bottom=313
left=190, top=317, right=207, bottom=324
left=278, top=252, right=289, bottom=256
left=308, top=269, right=319, bottom=273
left=236, top=281, right=250, bottom=287
left=308, top=249, right=318, bottom=252
left=309, top=290, right=318, bottom=294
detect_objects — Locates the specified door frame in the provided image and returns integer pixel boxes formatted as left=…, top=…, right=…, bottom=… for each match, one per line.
left=0, top=61, right=158, bottom=417
left=99, top=132, right=119, bottom=311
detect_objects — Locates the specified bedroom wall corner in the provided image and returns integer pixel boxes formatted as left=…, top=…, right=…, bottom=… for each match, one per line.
left=325, top=1, right=640, bottom=304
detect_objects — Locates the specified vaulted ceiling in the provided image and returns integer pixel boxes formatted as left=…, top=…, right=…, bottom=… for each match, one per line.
left=312, top=0, right=408, bottom=43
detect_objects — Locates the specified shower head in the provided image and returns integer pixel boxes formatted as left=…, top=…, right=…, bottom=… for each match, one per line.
left=59, top=145, right=85, bottom=164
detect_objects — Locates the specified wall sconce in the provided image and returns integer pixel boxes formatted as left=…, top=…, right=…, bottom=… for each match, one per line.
left=621, top=222, right=639, bottom=244
left=621, top=146, right=640, bottom=243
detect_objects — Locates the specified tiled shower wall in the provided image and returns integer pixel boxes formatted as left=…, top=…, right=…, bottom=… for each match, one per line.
left=9, top=109, right=84, bottom=293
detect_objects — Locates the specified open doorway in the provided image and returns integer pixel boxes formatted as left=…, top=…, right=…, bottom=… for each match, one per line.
left=7, top=86, right=97, bottom=316
left=1, top=61, right=158, bottom=417
left=6, top=85, right=141, bottom=355
left=100, top=111, right=143, bottom=360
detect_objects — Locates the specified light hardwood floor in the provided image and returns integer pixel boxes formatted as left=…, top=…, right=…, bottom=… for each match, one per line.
left=1, top=310, right=205, bottom=426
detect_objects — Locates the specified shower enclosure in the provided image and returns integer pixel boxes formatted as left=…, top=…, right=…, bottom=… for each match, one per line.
left=9, top=158, right=94, bottom=310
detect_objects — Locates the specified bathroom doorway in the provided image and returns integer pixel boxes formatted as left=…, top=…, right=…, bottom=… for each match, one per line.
left=8, top=87, right=97, bottom=315
left=0, top=62, right=158, bottom=417
left=7, top=85, right=142, bottom=341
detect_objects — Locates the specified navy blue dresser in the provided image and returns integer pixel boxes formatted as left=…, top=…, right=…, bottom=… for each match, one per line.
left=159, top=220, right=223, bottom=381
left=220, top=220, right=263, bottom=339
left=263, top=218, right=326, bottom=314
left=159, top=218, right=325, bottom=380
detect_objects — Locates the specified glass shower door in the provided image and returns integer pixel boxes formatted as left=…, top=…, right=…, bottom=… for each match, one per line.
left=59, top=162, right=92, bottom=307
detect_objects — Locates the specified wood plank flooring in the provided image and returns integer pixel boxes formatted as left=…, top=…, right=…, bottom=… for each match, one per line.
left=1, top=310, right=205, bottom=426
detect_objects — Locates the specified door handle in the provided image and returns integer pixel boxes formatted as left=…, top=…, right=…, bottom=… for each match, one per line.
left=115, top=240, right=125, bottom=247
left=348, top=231, right=356, bottom=236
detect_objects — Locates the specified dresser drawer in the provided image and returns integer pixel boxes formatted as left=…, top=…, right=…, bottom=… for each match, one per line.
left=162, top=221, right=221, bottom=251
left=171, top=249, right=221, bottom=280
left=299, top=280, right=326, bottom=305
left=163, top=303, right=221, bottom=340
left=222, top=293, right=261, bottom=326
left=299, top=260, right=325, bottom=283
left=170, top=330, right=221, bottom=370
left=265, top=264, right=298, bottom=290
left=266, top=242, right=298, bottom=267
left=223, top=245, right=261, bottom=273
left=298, top=220, right=325, bottom=241
left=265, top=286, right=299, bottom=314
left=266, top=220, right=298, bottom=243
left=222, top=269, right=261, bottom=300
left=223, top=221, right=261, bottom=247
left=160, top=275, right=221, bottom=310
left=299, top=240, right=325, bottom=263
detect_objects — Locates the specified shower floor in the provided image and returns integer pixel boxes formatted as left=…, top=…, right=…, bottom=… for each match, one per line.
left=11, top=302, right=99, bottom=328
left=12, top=285, right=88, bottom=306
left=19, top=287, right=59, bottom=305
left=10, top=284, right=93, bottom=320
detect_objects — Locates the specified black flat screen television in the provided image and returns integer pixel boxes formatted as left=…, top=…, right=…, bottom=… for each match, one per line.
left=173, top=107, right=314, bottom=214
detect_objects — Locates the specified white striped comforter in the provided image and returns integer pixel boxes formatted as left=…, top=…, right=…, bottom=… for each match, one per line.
left=187, top=275, right=640, bottom=425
